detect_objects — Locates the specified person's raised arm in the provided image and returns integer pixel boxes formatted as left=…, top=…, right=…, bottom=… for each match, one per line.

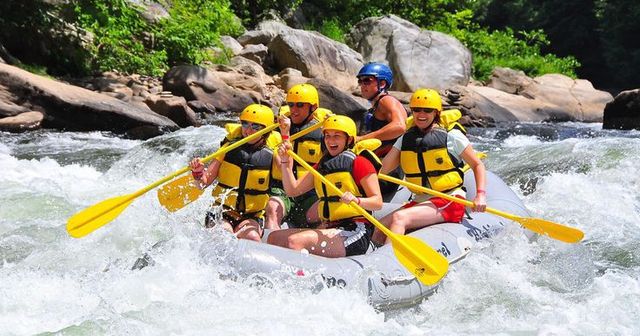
left=357, top=96, right=406, bottom=142
left=190, top=157, right=222, bottom=189
left=340, top=157, right=383, bottom=211
left=277, top=142, right=314, bottom=196
left=354, top=173, right=383, bottom=211
left=380, top=147, right=401, bottom=175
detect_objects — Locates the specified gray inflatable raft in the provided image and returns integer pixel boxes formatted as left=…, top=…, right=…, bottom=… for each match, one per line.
left=219, top=171, right=530, bottom=309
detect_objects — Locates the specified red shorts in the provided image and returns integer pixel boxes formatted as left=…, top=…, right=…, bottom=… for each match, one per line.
left=402, top=195, right=466, bottom=223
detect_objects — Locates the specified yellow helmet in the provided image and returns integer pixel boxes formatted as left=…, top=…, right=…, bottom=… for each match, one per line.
left=323, top=115, right=357, bottom=138
left=410, top=88, right=442, bottom=111
left=239, top=104, right=275, bottom=127
left=287, top=84, right=319, bottom=106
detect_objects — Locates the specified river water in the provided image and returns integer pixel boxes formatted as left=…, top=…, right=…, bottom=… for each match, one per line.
left=1, top=122, right=639, bottom=335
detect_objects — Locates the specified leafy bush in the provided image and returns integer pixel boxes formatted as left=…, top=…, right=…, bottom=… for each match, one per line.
left=157, top=0, right=244, bottom=66
left=309, top=18, right=348, bottom=43
left=431, top=10, right=579, bottom=81
left=230, top=0, right=303, bottom=27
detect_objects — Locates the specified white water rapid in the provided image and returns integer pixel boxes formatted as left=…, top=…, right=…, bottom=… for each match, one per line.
left=1, top=123, right=639, bottom=335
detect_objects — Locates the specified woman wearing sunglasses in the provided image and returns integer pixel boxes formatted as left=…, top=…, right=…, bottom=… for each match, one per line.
left=189, top=104, right=278, bottom=241
left=355, top=62, right=408, bottom=196
left=267, top=115, right=383, bottom=257
left=371, top=88, right=487, bottom=246
left=266, top=84, right=330, bottom=231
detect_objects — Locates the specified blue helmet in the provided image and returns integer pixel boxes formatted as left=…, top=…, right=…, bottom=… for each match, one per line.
left=357, top=62, right=393, bottom=91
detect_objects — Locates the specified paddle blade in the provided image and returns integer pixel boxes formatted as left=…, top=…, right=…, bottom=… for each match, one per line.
left=390, top=234, right=449, bottom=286
left=67, top=194, right=135, bottom=238
left=157, top=175, right=205, bottom=212
left=518, top=216, right=584, bottom=243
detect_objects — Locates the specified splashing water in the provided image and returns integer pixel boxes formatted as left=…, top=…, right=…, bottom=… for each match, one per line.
left=1, top=123, right=639, bottom=335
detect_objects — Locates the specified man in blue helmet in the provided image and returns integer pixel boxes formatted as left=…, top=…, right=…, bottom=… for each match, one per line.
left=355, top=62, right=407, bottom=197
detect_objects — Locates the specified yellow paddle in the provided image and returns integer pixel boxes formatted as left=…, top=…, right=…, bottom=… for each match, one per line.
left=378, top=174, right=584, bottom=244
left=157, top=113, right=330, bottom=212
left=66, top=122, right=281, bottom=238
left=287, top=150, right=449, bottom=286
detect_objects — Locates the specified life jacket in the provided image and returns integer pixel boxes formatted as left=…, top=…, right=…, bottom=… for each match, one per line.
left=400, top=125, right=465, bottom=195
left=314, top=151, right=363, bottom=222
left=289, top=107, right=330, bottom=178
left=213, top=126, right=275, bottom=216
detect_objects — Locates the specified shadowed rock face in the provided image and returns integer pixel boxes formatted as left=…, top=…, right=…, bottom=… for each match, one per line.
left=603, top=89, right=640, bottom=130
left=162, top=65, right=256, bottom=113
left=0, top=63, right=178, bottom=138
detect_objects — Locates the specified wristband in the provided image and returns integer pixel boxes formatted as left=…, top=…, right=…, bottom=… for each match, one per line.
left=192, top=170, right=203, bottom=180
left=356, top=197, right=361, bottom=205
left=280, top=160, right=289, bottom=165
left=282, top=135, right=289, bottom=140
left=476, top=189, right=486, bottom=194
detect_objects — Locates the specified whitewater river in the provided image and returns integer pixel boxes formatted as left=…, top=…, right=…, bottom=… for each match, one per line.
left=1, top=122, right=639, bottom=335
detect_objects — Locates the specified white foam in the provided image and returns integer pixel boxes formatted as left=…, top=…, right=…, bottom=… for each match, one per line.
left=2, top=127, right=640, bottom=334
left=502, top=135, right=544, bottom=148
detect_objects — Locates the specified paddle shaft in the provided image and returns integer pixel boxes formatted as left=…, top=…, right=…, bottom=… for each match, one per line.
left=288, top=151, right=404, bottom=242
left=379, top=173, right=515, bottom=218
left=67, top=121, right=279, bottom=234
left=378, top=173, right=584, bottom=243
left=287, top=150, right=450, bottom=285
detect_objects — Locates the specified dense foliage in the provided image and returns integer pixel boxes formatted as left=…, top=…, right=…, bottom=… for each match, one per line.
left=0, top=0, right=242, bottom=76
left=297, top=1, right=579, bottom=80
left=1, top=0, right=638, bottom=89
left=472, top=0, right=640, bottom=89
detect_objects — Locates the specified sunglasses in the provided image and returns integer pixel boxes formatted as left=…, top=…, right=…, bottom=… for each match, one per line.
left=357, top=77, right=376, bottom=85
left=286, top=102, right=306, bottom=108
left=411, top=107, right=438, bottom=114
left=241, top=121, right=265, bottom=131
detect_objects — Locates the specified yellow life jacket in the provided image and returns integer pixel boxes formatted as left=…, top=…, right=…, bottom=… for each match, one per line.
left=291, top=120, right=323, bottom=179
left=272, top=108, right=329, bottom=182
left=314, top=150, right=363, bottom=222
left=213, top=128, right=275, bottom=216
left=400, top=125, right=464, bottom=194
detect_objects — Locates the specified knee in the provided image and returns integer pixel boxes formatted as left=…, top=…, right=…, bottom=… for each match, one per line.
left=390, top=212, right=408, bottom=229
left=244, top=230, right=261, bottom=242
left=265, top=199, right=278, bottom=215
left=286, top=235, right=304, bottom=250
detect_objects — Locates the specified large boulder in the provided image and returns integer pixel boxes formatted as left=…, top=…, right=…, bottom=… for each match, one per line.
left=487, top=68, right=613, bottom=122
left=0, top=111, right=44, bottom=132
left=162, top=65, right=256, bottom=113
left=307, top=78, right=368, bottom=123
left=346, top=15, right=472, bottom=91
left=0, top=63, right=178, bottom=138
left=144, top=93, right=199, bottom=128
left=603, top=89, right=640, bottom=130
left=263, top=21, right=363, bottom=91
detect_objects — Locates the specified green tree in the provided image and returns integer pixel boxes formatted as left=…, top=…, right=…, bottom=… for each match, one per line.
left=598, top=0, right=640, bottom=88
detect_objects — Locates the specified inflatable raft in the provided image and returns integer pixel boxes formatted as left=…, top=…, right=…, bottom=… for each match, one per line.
left=218, top=170, right=531, bottom=310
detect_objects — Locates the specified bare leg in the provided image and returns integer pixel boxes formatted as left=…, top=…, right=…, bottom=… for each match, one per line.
left=264, top=196, right=285, bottom=230
left=385, top=202, right=444, bottom=244
left=218, top=220, right=234, bottom=233
left=373, top=201, right=445, bottom=244
left=235, top=219, right=262, bottom=242
left=267, top=228, right=347, bottom=258
left=305, top=200, right=320, bottom=226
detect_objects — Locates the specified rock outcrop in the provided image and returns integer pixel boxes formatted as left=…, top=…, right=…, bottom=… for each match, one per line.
left=347, top=15, right=472, bottom=91
left=0, top=63, right=178, bottom=138
left=603, top=89, right=640, bottom=130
